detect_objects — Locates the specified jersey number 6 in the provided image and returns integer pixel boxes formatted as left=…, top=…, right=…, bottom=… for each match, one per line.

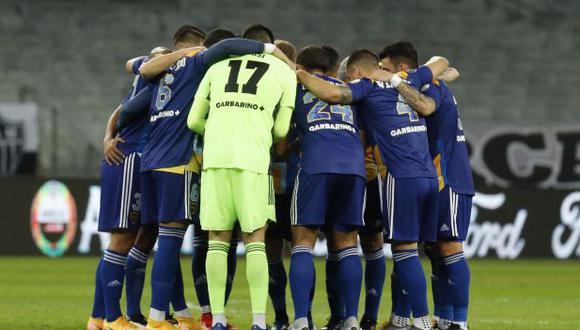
left=224, top=60, right=270, bottom=95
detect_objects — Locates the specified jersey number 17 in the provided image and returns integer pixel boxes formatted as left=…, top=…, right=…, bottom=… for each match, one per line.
left=224, top=60, right=270, bottom=95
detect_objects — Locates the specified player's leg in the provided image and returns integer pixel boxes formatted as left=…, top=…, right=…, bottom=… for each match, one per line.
left=145, top=170, right=196, bottom=329
left=125, top=223, right=157, bottom=326
left=433, top=188, right=472, bottom=330
left=233, top=169, right=278, bottom=330
left=289, top=226, right=319, bottom=330
left=266, top=221, right=290, bottom=329
left=192, top=221, right=212, bottom=325
left=226, top=224, right=241, bottom=305
left=198, top=168, right=237, bottom=329
left=360, top=177, right=386, bottom=330
left=386, top=175, right=432, bottom=330
left=288, top=171, right=326, bottom=330
left=88, top=257, right=105, bottom=330
left=94, top=156, right=141, bottom=330
left=329, top=174, right=366, bottom=330
left=360, top=231, right=385, bottom=330
left=102, top=231, right=138, bottom=328
left=321, top=233, right=345, bottom=330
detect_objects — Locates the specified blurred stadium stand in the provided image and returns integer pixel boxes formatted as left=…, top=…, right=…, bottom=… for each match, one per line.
left=1, top=0, right=579, bottom=177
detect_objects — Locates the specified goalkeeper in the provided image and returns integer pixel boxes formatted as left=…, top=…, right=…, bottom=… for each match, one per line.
left=187, top=25, right=296, bottom=330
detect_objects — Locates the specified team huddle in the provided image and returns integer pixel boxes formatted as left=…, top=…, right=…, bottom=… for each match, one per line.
left=88, top=23, right=473, bottom=330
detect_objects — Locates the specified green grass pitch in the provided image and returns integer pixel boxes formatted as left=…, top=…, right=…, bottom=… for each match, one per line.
left=0, top=257, right=579, bottom=329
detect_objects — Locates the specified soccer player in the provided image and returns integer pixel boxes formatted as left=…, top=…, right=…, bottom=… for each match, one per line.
left=266, top=38, right=298, bottom=330
left=187, top=24, right=296, bottom=330
left=297, top=50, right=449, bottom=330
left=322, top=55, right=388, bottom=330
left=87, top=46, right=171, bottom=330
left=378, top=42, right=472, bottom=330
left=138, top=25, right=283, bottom=330
left=289, top=46, right=366, bottom=330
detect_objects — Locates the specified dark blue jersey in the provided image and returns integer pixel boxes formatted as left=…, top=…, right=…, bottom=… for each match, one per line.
left=423, top=81, right=474, bottom=195
left=141, top=51, right=205, bottom=171
left=294, top=74, right=365, bottom=178
left=118, top=57, right=148, bottom=154
left=141, top=39, right=266, bottom=171
left=349, top=66, right=436, bottom=179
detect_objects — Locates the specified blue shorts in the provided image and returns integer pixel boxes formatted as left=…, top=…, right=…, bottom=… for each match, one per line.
left=382, top=173, right=438, bottom=242
left=437, top=186, right=472, bottom=241
left=141, top=170, right=198, bottom=224
left=98, top=153, right=141, bottom=232
left=291, top=171, right=366, bottom=232
left=360, top=177, right=384, bottom=235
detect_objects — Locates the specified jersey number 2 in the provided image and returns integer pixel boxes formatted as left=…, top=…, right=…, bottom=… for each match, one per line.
left=224, top=60, right=269, bottom=95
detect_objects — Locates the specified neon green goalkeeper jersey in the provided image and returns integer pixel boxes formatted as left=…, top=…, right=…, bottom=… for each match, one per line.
left=188, top=53, right=297, bottom=174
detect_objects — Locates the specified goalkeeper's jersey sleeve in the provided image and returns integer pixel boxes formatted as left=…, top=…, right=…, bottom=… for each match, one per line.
left=194, top=53, right=297, bottom=174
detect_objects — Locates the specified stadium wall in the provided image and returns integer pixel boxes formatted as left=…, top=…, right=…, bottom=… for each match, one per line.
left=1, top=0, right=579, bottom=177
left=2, top=176, right=580, bottom=259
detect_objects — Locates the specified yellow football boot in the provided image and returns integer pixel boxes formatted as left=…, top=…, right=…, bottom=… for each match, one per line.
left=146, top=319, right=178, bottom=330
left=87, top=317, right=104, bottom=330
left=103, top=316, right=142, bottom=329
left=175, top=316, right=204, bottom=330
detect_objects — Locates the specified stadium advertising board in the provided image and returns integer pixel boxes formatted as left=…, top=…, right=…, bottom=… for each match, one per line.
left=0, top=125, right=579, bottom=258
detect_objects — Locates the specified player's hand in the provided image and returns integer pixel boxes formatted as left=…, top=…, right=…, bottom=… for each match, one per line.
left=437, top=67, right=460, bottom=82
left=103, top=136, right=125, bottom=165
left=369, top=69, right=393, bottom=82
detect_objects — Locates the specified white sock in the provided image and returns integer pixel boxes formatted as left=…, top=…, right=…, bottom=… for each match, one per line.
left=455, top=321, right=468, bottom=330
left=201, top=305, right=211, bottom=314
left=414, top=315, right=433, bottom=329
left=213, top=313, right=227, bottom=327
left=174, top=308, right=191, bottom=318
left=293, top=317, right=309, bottom=328
left=253, top=313, right=266, bottom=328
left=149, top=307, right=166, bottom=322
left=392, top=314, right=410, bottom=327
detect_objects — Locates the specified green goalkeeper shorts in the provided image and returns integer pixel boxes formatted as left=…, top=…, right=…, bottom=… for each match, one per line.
left=200, top=168, right=276, bottom=233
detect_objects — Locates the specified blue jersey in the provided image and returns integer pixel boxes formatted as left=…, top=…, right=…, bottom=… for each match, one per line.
left=423, top=81, right=474, bottom=195
left=141, top=51, right=206, bottom=171
left=294, top=74, right=365, bottom=178
left=118, top=57, right=148, bottom=154
left=349, top=66, right=436, bottom=179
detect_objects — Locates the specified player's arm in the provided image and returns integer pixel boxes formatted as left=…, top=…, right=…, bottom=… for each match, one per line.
left=438, top=67, right=459, bottom=82
left=187, top=74, right=211, bottom=134
left=126, top=56, right=146, bottom=74
left=103, top=106, right=125, bottom=165
left=273, top=70, right=298, bottom=141
left=139, top=46, right=204, bottom=80
left=201, top=38, right=276, bottom=67
left=395, top=79, right=436, bottom=116
left=370, top=69, right=436, bottom=116
left=296, top=70, right=354, bottom=104
left=424, top=56, right=449, bottom=81
left=117, top=85, right=152, bottom=131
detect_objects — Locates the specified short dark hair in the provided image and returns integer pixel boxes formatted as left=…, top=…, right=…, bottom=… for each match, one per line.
left=241, top=23, right=274, bottom=43
left=347, top=49, right=379, bottom=70
left=204, top=28, right=236, bottom=47
left=321, top=45, right=340, bottom=72
left=297, top=45, right=330, bottom=73
left=378, top=41, right=419, bottom=69
left=173, top=25, right=206, bottom=45
left=275, top=40, right=297, bottom=63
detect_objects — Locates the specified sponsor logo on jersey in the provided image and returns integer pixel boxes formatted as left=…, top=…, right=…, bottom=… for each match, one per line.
left=215, top=100, right=264, bottom=111
left=390, top=125, right=427, bottom=137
